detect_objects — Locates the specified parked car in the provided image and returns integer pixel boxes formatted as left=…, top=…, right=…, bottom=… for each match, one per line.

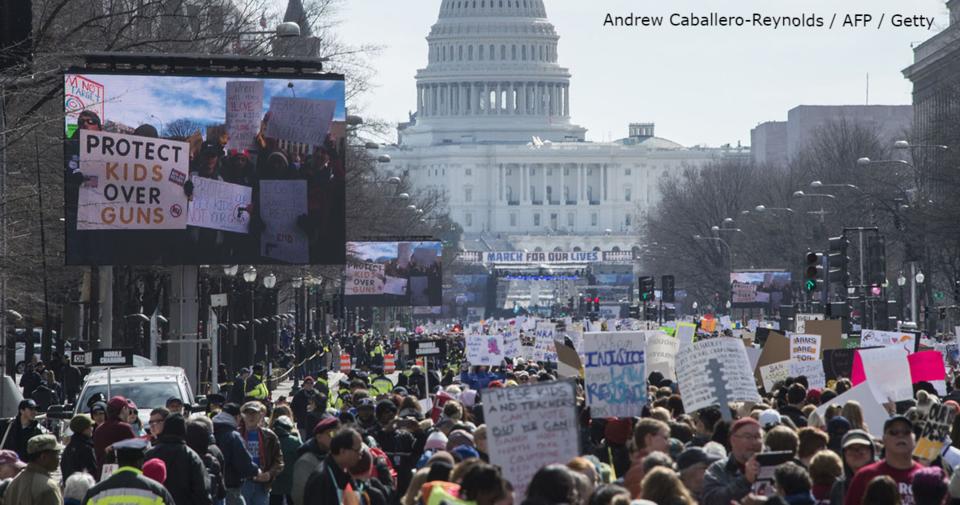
left=72, top=366, right=196, bottom=427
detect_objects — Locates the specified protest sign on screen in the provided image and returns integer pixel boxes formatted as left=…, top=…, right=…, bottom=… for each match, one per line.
left=344, top=241, right=442, bottom=307
left=730, top=271, right=792, bottom=309
left=63, top=68, right=346, bottom=265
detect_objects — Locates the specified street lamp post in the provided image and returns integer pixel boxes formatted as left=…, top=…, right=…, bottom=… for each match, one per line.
left=693, top=234, right=733, bottom=277
left=262, top=273, right=276, bottom=376
left=243, top=266, right=257, bottom=367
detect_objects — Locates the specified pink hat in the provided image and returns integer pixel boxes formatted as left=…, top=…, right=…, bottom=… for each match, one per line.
left=0, top=450, right=25, bottom=469
left=142, top=458, right=167, bottom=484
left=729, top=417, right=760, bottom=438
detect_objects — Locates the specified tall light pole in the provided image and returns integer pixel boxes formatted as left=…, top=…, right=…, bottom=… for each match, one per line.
left=262, top=272, right=276, bottom=374
left=243, top=266, right=257, bottom=366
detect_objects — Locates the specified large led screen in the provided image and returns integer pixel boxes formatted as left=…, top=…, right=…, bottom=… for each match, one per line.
left=345, top=241, right=443, bottom=307
left=730, top=271, right=792, bottom=309
left=63, top=69, right=346, bottom=265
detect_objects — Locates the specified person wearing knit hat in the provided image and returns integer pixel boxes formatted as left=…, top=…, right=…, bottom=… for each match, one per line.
left=446, top=429, right=475, bottom=451
left=425, top=431, right=448, bottom=451
left=142, top=458, right=167, bottom=484
left=702, top=417, right=762, bottom=505
left=61, top=414, right=97, bottom=482
left=805, top=388, right=823, bottom=406
left=144, top=414, right=211, bottom=505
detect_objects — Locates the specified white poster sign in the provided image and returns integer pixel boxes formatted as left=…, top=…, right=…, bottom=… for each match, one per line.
left=815, top=382, right=890, bottom=436
left=466, top=332, right=504, bottom=367
left=484, top=381, right=579, bottom=499
left=502, top=331, right=520, bottom=359
left=861, top=329, right=916, bottom=353
left=224, top=81, right=264, bottom=152
left=789, top=334, right=822, bottom=362
left=795, top=313, right=824, bottom=333
left=790, top=360, right=826, bottom=390
left=534, top=322, right=557, bottom=363
left=645, top=333, right=679, bottom=381
left=677, top=338, right=761, bottom=412
left=759, top=360, right=790, bottom=393
left=676, top=322, right=697, bottom=349
left=187, top=177, right=252, bottom=233
left=264, top=96, right=336, bottom=146
left=77, top=130, right=189, bottom=230
left=859, top=346, right=913, bottom=402
left=259, top=179, right=309, bottom=263
left=583, top=331, right=647, bottom=417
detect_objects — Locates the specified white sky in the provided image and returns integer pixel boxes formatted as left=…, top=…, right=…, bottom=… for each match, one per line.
left=335, top=0, right=949, bottom=147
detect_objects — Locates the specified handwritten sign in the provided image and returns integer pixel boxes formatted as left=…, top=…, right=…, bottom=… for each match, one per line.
left=759, top=361, right=790, bottom=393
left=77, top=130, right=189, bottom=230
left=860, top=329, right=916, bottom=353
left=483, top=381, right=579, bottom=499
left=534, top=322, right=557, bottom=363
left=466, top=332, right=504, bottom=367
left=502, top=331, right=520, bottom=358
left=732, top=282, right=758, bottom=304
left=915, top=403, right=957, bottom=461
left=677, top=338, right=760, bottom=412
left=187, top=177, right=252, bottom=233
left=794, top=313, right=823, bottom=333
left=645, top=332, right=679, bottom=380
left=225, top=81, right=264, bottom=152
left=790, top=360, right=826, bottom=390
left=853, top=346, right=913, bottom=402
left=583, top=331, right=647, bottom=417
left=64, top=74, right=105, bottom=134
left=345, top=262, right=385, bottom=295
left=790, top=334, right=822, bottom=361
left=259, top=179, right=308, bottom=263
left=264, top=97, right=336, bottom=147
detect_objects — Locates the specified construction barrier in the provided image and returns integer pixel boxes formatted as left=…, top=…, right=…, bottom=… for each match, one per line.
left=340, top=354, right=352, bottom=372
left=384, top=354, right=396, bottom=374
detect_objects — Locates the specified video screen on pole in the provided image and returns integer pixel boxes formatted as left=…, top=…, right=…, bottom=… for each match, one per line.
left=730, top=271, right=792, bottom=309
left=63, top=69, right=346, bottom=265
left=345, top=241, right=443, bottom=307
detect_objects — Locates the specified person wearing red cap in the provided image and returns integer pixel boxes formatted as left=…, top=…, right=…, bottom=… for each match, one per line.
left=701, top=417, right=763, bottom=505
left=92, top=396, right=137, bottom=471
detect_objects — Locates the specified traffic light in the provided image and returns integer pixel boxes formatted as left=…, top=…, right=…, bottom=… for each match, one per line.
left=827, top=236, right=850, bottom=285
left=593, top=297, right=600, bottom=312
left=663, top=306, right=677, bottom=321
left=639, top=276, right=655, bottom=302
left=865, top=235, right=886, bottom=286
left=804, top=251, right=822, bottom=293
left=629, top=305, right=640, bottom=319
left=644, top=305, right=657, bottom=321
left=954, top=280, right=960, bottom=302
left=661, top=275, right=675, bottom=303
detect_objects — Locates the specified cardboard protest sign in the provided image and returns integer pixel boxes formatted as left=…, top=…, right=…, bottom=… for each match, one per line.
left=345, top=262, right=385, bottom=295
left=77, top=130, right=189, bottom=230
left=555, top=341, right=583, bottom=379
left=861, top=329, right=917, bottom=353
left=583, top=332, right=647, bottom=417
left=677, top=338, right=760, bottom=413
left=700, top=317, right=717, bottom=334
left=534, top=322, right=557, bottom=363
left=915, top=403, right=957, bottom=461
left=259, top=179, right=308, bottom=263
left=759, top=361, right=790, bottom=393
left=646, top=333, right=680, bottom=380
left=186, top=177, right=252, bottom=233
left=752, top=451, right=794, bottom=497
left=754, top=331, right=790, bottom=385
left=225, top=81, right=264, bottom=152
left=790, top=334, right=822, bottom=361
left=852, top=346, right=913, bottom=402
left=908, top=351, right=947, bottom=395
left=264, top=97, right=336, bottom=146
left=803, top=319, right=843, bottom=351
left=815, top=382, right=889, bottom=435
left=794, top=313, right=824, bottom=333
left=466, top=332, right=504, bottom=367
left=483, top=381, right=579, bottom=499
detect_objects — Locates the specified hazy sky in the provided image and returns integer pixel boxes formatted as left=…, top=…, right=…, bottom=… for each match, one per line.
left=334, top=0, right=949, bottom=147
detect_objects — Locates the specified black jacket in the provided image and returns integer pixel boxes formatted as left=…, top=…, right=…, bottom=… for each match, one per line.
left=61, top=432, right=97, bottom=482
left=1, top=416, right=44, bottom=460
left=82, top=467, right=176, bottom=505
left=144, top=435, right=212, bottom=505
left=373, top=428, right=416, bottom=495
left=303, top=454, right=357, bottom=505
left=19, top=371, right=41, bottom=399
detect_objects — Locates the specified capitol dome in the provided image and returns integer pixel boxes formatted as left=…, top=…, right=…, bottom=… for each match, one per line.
left=400, top=0, right=587, bottom=146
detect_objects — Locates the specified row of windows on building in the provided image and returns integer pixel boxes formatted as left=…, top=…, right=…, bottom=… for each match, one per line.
left=461, top=211, right=633, bottom=228
left=443, top=0, right=546, bottom=16
left=430, top=41, right=556, bottom=63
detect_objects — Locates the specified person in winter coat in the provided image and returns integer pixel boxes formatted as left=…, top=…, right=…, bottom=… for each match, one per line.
left=143, top=413, right=211, bottom=505
left=229, top=369, right=250, bottom=405
left=213, top=404, right=262, bottom=505
left=92, top=396, right=137, bottom=469
left=302, top=429, right=364, bottom=505
left=829, top=430, right=877, bottom=505
left=291, top=415, right=340, bottom=505
left=290, top=377, right=319, bottom=436
left=238, top=402, right=283, bottom=505
left=2, top=434, right=63, bottom=505
left=1, top=400, right=46, bottom=461
left=186, top=417, right=226, bottom=505
left=19, top=364, right=42, bottom=400
left=268, top=416, right=301, bottom=505
left=81, top=438, right=175, bottom=505
left=60, top=414, right=97, bottom=482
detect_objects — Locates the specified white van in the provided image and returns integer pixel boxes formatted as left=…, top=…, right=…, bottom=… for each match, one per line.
left=74, top=366, right=196, bottom=427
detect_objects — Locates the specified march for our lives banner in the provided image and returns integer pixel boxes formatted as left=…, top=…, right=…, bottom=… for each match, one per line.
left=583, top=331, right=647, bottom=417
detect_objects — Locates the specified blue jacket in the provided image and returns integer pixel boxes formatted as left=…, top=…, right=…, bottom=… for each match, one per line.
left=459, top=371, right=502, bottom=391
left=212, top=412, right=259, bottom=488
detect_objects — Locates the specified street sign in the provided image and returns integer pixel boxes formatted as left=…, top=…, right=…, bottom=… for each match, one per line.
left=409, top=340, right=447, bottom=357
left=934, top=291, right=945, bottom=301
left=71, top=348, right=134, bottom=367
left=210, top=293, right=228, bottom=307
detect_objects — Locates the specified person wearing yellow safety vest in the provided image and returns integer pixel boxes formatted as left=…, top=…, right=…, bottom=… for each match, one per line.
left=244, top=364, right=270, bottom=402
left=368, top=368, right=394, bottom=397
left=81, top=438, right=176, bottom=505
left=370, top=342, right=385, bottom=368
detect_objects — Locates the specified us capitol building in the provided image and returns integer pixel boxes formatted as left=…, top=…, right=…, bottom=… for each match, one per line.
left=384, top=0, right=748, bottom=256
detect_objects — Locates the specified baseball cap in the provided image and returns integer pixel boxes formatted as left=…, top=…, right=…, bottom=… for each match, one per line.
left=303, top=376, right=315, bottom=383
left=883, top=415, right=913, bottom=433
left=90, top=402, right=107, bottom=415
left=18, top=399, right=37, bottom=410
left=241, top=401, right=263, bottom=413
left=758, top=409, right=782, bottom=429
left=70, top=414, right=94, bottom=435
left=112, top=438, right=150, bottom=455
left=841, top=429, right=874, bottom=449
left=676, top=447, right=722, bottom=471
left=0, top=450, right=25, bottom=469
left=27, top=434, right=63, bottom=455
left=166, top=397, right=184, bottom=407
left=313, top=416, right=341, bottom=435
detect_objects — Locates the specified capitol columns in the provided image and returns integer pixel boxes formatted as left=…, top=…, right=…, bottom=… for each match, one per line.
left=563, top=83, right=570, bottom=117
left=460, top=82, right=468, bottom=115
left=506, top=82, right=515, bottom=114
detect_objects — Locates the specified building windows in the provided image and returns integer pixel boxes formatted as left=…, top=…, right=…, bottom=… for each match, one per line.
left=533, top=213, right=541, bottom=226
left=465, top=213, right=473, bottom=227
left=464, top=188, right=472, bottom=202
left=465, top=168, right=472, bottom=176
left=625, top=215, right=632, bottom=226
left=505, top=167, right=512, bottom=176
left=510, top=213, right=517, bottom=226
left=591, top=213, right=598, bottom=226
left=479, top=45, right=484, bottom=60
left=546, top=186, right=552, bottom=201
left=624, top=187, right=631, bottom=202
left=625, top=168, right=631, bottom=176
left=567, top=212, right=574, bottom=227
left=530, top=168, right=536, bottom=176
left=564, top=167, right=569, bottom=176
left=521, top=45, right=526, bottom=60
left=489, top=44, right=495, bottom=60
left=550, top=213, right=558, bottom=229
